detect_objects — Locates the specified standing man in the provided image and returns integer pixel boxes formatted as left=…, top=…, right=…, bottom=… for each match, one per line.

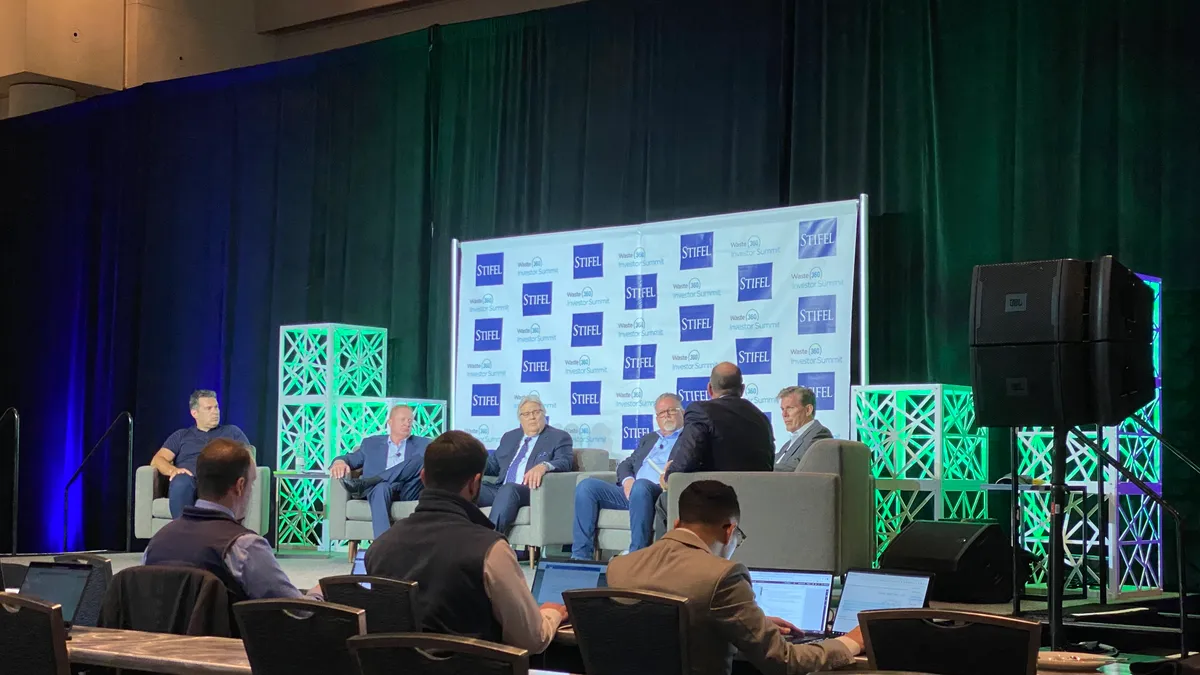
left=571, top=393, right=684, bottom=559
left=479, top=395, right=573, bottom=535
left=608, top=481, right=861, bottom=675
left=366, top=431, right=567, bottom=652
left=773, top=386, right=833, bottom=472
left=654, top=362, right=774, bottom=539
left=150, top=390, right=251, bottom=519
left=330, top=404, right=431, bottom=538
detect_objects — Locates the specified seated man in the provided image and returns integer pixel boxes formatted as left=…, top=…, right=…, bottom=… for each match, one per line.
left=330, top=404, right=431, bottom=538
left=773, top=385, right=833, bottom=472
left=150, top=390, right=251, bottom=519
left=478, top=395, right=573, bottom=535
left=608, top=480, right=862, bottom=675
left=366, top=430, right=567, bottom=652
left=144, top=438, right=318, bottom=600
left=571, top=392, right=683, bottom=559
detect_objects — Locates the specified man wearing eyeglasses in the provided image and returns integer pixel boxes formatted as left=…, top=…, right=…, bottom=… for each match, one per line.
left=570, top=393, right=684, bottom=560
left=608, top=481, right=862, bottom=675
left=479, top=395, right=574, bottom=535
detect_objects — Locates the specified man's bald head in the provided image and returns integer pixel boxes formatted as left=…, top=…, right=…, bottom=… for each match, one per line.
left=709, top=362, right=744, bottom=398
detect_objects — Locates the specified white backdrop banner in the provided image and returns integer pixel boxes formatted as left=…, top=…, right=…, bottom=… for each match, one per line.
left=453, top=199, right=860, bottom=457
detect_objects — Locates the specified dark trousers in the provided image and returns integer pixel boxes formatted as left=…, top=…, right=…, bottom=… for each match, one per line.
left=653, top=491, right=671, bottom=541
left=168, top=473, right=198, bottom=519
left=365, top=464, right=425, bottom=538
left=478, top=481, right=531, bottom=534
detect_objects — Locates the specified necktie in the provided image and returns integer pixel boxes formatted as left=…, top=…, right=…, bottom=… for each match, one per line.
left=776, top=436, right=797, bottom=462
left=506, top=437, right=533, bottom=484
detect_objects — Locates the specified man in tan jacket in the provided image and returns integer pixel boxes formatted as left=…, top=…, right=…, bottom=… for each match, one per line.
left=607, top=480, right=862, bottom=675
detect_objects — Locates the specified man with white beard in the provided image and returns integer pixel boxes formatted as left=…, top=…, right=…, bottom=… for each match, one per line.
left=570, top=393, right=685, bottom=560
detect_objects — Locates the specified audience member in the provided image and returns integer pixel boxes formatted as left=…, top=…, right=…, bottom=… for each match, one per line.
left=365, top=430, right=567, bottom=653
left=654, top=363, right=774, bottom=539
left=608, top=480, right=862, bottom=675
left=330, top=404, right=431, bottom=538
left=479, top=395, right=573, bottom=536
left=144, top=438, right=318, bottom=600
left=150, top=390, right=251, bottom=518
left=571, top=392, right=683, bottom=559
left=773, top=386, right=833, bottom=472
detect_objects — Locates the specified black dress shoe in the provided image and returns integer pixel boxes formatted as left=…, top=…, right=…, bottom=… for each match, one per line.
left=341, top=475, right=383, bottom=498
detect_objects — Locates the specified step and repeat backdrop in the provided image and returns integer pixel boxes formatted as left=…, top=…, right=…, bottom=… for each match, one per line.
left=453, top=199, right=861, bottom=457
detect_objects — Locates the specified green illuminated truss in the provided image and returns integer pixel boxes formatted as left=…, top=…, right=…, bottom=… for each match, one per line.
left=1016, top=275, right=1163, bottom=597
left=851, top=384, right=988, bottom=558
left=275, top=324, right=447, bottom=550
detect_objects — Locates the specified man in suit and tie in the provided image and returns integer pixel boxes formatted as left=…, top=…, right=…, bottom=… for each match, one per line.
left=330, top=404, right=432, bottom=538
left=570, top=392, right=685, bottom=559
left=773, top=386, right=834, bottom=472
left=479, top=395, right=574, bottom=535
left=608, top=480, right=862, bottom=675
left=653, top=362, right=774, bottom=540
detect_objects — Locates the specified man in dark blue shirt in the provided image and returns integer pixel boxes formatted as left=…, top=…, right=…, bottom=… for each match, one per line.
left=150, top=390, right=251, bottom=518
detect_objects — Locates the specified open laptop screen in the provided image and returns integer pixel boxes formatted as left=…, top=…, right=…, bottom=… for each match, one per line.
left=748, top=569, right=833, bottom=633
left=530, top=560, right=607, bottom=604
left=350, top=550, right=367, bottom=575
left=19, top=562, right=94, bottom=625
left=831, top=569, right=932, bottom=635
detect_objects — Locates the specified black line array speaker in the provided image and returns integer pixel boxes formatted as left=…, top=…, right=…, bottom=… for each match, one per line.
left=969, top=255, right=1154, bottom=427
left=880, top=521, right=1027, bottom=604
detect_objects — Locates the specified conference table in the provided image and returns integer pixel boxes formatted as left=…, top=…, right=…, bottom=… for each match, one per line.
left=66, top=626, right=575, bottom=675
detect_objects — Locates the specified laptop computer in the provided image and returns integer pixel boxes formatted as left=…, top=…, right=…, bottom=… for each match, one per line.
left=747, top=569, right=834, bottom=636
left=529, top=560, right=608, bottom=605
left=799, top=568, right=933, bottom=641
left=18, top=561, right=95, bottom=627
left=350, top=549, right=367, bottom=575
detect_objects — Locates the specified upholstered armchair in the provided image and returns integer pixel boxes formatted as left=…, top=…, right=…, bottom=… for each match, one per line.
left=133, top=445, right=271, bottom=539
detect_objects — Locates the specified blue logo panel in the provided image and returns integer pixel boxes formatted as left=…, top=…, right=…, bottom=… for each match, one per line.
left=797, top=295, right=836, bottom=334
left=797, top=372, right=836, bottom=410
left=521, top=349, right=552, bottom=383
left=473, top=318, right=502, bottom=352
left=571, top=312, right=604, bottom=347
left=522, top=281, right=553, bottom=316
left=622, top=414, right=654, bottom=451
left=798, top=218, right=837, bottom=259
left=623, top=344, right=657, bottom=380
left=680, top=232, right=714, bottom=270
left=573, top=243, right=604, bottom=279
left=475, top=253, right=504, bottom=286
left=679, top=304, right=715, bottom=342
left=570, top=381, right=603, bottom=416
left=736, top=337, right=772, bottom=375
left=737, top=263, right=772, bottom=302
left=471, top=384, right=502, bottom=416
left=624, top=274, right=658, bottom=310
left=676, top=376, right=710, bottom=405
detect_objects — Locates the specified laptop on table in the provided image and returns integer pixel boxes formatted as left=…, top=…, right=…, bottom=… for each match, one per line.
left=798, top=568, right=933, bottom=641
left=17, top=561, right=95, bottom=628
left=747, top=568, right=835, bottom=638
left=530, top=560, right=608, bottom=605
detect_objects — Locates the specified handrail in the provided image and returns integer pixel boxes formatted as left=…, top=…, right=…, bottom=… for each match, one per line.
left=62, top=412, right=133, bottom=553
left=1131, top=414, right=1200, bottom=477
left=1069, top=426, right=1187, bottom=657
left=1, top=407, right=18, bottom=554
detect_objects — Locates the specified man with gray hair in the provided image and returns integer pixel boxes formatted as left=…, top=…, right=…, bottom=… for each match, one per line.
left=478, top=395, right=574, bottom=536
left=570, top=393, right=685, bottom=559
left=774, top=386, right=833, bottom=472
left=150, top=390, right=251, bottom=519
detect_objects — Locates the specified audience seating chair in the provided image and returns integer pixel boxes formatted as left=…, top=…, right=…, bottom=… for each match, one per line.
left=234, top=598, right=365, bottom=675
left=0, top=593, right=71, bottom=675
left=860, top=609, right=1040, bottom=675
left=331, top=447, right=609, bottom=563
left=564, top=588, right=689, bottom=675
left=133, top=444, right=271, bottom=538
left=53, top=553, right=111, bottom=627
left=349, top=633, right=529, bottom=675
left=666, top=439, right=874, bottom=572
left=318, top=575, right=419, bottom=633
left=100, top=565, right=239, bottom=637
left=1, top=562, right=28, bottom=589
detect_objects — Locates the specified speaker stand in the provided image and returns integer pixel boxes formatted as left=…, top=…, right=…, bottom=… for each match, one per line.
left=1049, top=425, right=1069, bottom=651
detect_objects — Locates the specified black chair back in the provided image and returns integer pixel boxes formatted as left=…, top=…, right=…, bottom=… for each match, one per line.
left=54, top=553, right=112, bottom=627
left=349, top=633, right=528, bottom=675
left=0, top=593, right=71, bottom=675
left=564, top=588, right=689, bottom=675
left=861, top=609, right=1040, bottom=675
left=319, top=575, right=420, bottom=633
left=234, top=598, right=365, bottom=675
left=2, top=562, right=28, bottom=589
left=100, top=565, right=239, bottom=637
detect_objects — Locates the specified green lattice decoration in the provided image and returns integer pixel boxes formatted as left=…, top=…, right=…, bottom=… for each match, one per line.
left=1013, top=273, right=1163, bottom=597
left=278, top=403, right=329, bottom=473
left=1019, top=488, right=1103, bottom=590
left=334, top=327, right=387, bottom=397
left=280, top=328, right=331, bottom=397
left=852, top=384, right=988, bottom=559
left=276, top=475, right=327, bottom=550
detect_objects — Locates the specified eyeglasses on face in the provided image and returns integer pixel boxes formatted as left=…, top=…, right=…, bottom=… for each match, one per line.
left=655, top=407, right=683, bottom=418
left=734, top=524, right=748, bottom=543
left=519, top=409, right=545, bottom=419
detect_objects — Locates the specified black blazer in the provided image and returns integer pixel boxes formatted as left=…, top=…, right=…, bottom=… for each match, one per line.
left=666, top=395, right=775, bottom=477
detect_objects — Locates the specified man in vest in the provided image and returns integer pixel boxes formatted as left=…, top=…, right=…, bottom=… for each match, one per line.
left=144, top=438, right=318, bottom=600
left=366, top=430, right=567, bottom=652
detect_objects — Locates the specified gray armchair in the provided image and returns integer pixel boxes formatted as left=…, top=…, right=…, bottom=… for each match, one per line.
left=133, top=445, right=271, bottom=539
left=574, top=471, right=635, bottom=555
left=665, top=439, right=874, bottom=573
left=329, top=448, right=609, bottom=563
